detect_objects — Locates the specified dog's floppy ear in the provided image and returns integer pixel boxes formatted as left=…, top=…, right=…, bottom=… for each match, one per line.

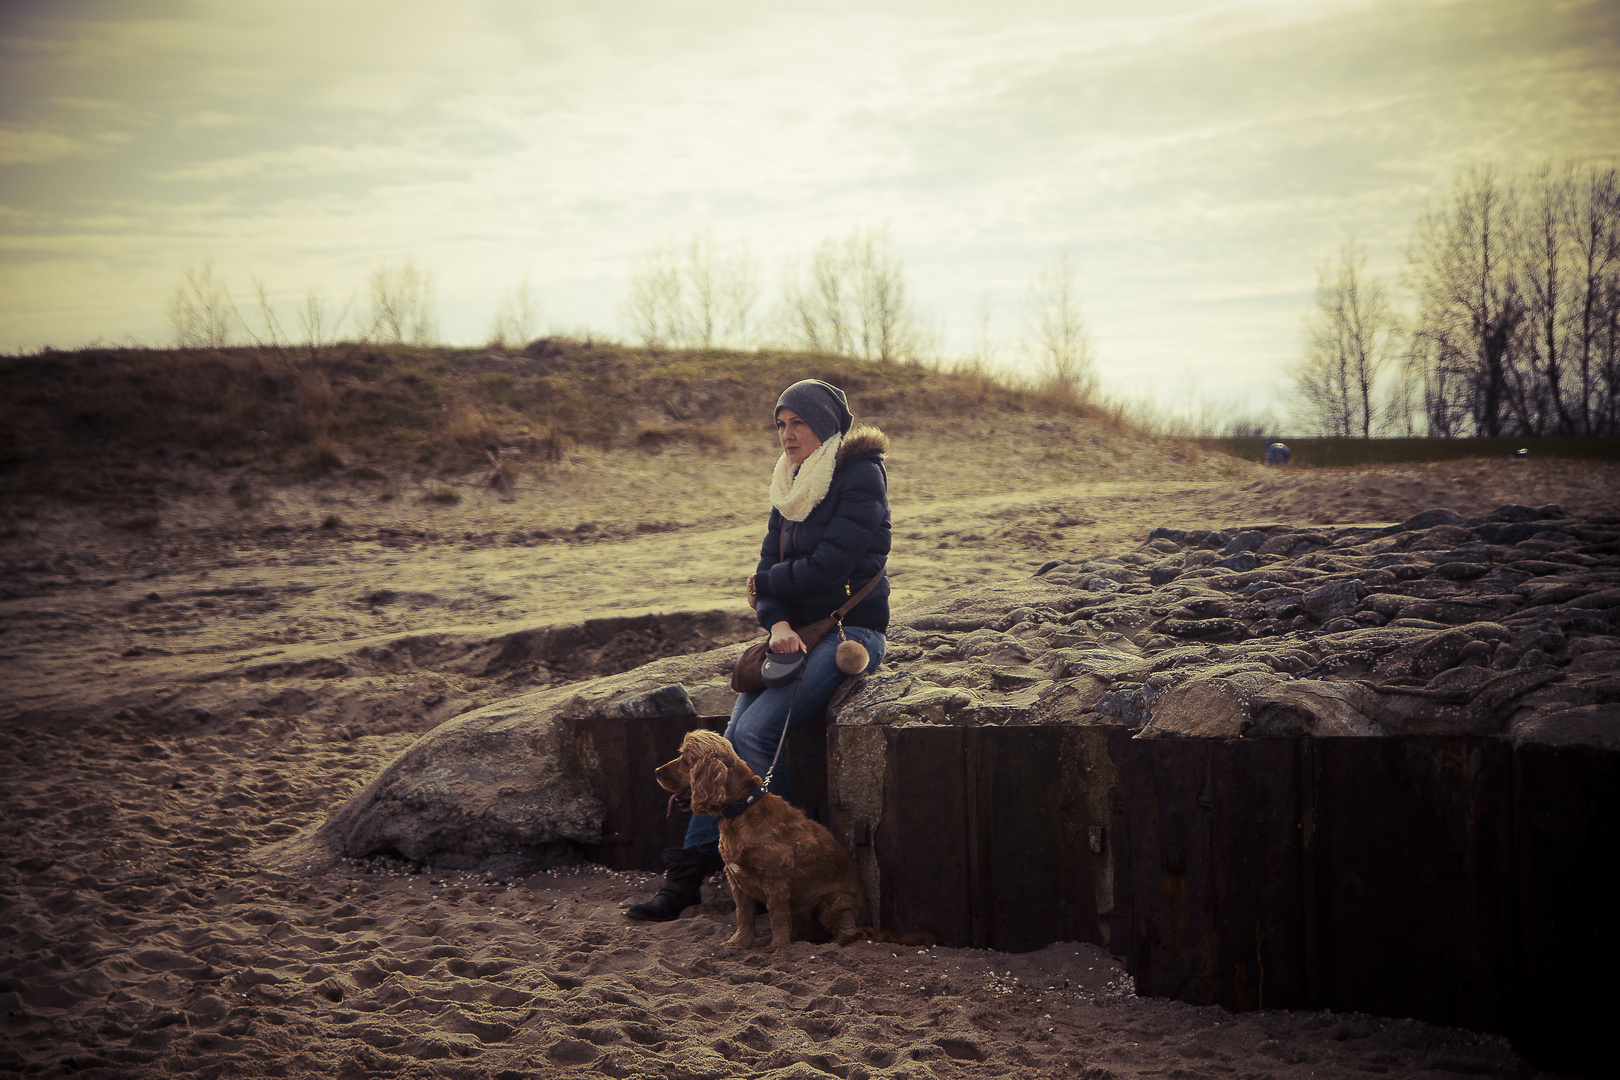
left=687, top=750, right=732, bottom=817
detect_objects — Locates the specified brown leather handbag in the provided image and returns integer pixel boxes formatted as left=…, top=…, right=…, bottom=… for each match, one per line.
left=731, top=559, right=886, bottom=693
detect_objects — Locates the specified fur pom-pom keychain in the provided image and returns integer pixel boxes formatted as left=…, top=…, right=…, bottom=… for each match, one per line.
left=835, top=629, right=869, bottom=675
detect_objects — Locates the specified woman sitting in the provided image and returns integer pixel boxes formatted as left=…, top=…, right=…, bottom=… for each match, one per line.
left=628, top=378, right=891, bottom=921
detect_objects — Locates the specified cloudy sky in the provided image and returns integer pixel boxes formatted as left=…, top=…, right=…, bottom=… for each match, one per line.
left=2, top=0, right=1616, bottom=418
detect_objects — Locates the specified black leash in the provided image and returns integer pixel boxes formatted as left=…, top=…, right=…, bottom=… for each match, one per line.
left=759, top=673, right=801, bottom=793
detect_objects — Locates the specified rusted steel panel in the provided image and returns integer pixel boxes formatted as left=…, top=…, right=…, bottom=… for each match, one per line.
left=874, top=726, right=974, bottom=945
left=833, top=725, right=1113, bottom=950
left=972, top=731, right=1062, bottom=952
left=1116, top=737, right=1306, bottom=1010
left=568, top=714, right=727, bottom=871
left=1118, top=737, right=1220, bottom=1003
left=972, top=727, right=1105, bottom=952
left=1206, top=739, right=1310, bottom=1012
left=577, top=714, right=1613, bottom=1076
left=1106, top=727, right=1137, bottom=962
left=1512, top=745, right=1620, bottom=1078
left=784, top=719, right=830, bottom=828
left=1313, top=737, right=1517, bottom=1033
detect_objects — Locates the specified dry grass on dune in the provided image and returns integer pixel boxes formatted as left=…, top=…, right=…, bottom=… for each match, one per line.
left=0, top=342, right=1139, bottom=508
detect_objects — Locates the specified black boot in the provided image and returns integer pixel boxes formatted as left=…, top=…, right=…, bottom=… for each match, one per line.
left=626, top=847, right=724, bottom=922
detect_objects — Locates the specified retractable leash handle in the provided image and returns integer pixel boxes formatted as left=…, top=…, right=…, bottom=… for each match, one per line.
left=757, top=559, right=887, bottom=793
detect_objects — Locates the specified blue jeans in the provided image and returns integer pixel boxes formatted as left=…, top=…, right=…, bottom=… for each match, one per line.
left=683, top=625, right=886, bottom=855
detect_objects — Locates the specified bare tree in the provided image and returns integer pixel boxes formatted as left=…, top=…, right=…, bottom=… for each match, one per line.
left=685, top=233, right=718, bottom=349
left=169, top=260, right=238, bottom=348
left=1294, top=241, right=1400, bottom=437
left=972, top=296, right=1000, bottom=367
left=780, top=226, right=916, bottom=361
left=780, top=242, right=842, bottom=356
left=490, top=275, right=541, bottom=348
left=853, top=226, right=909, bottom=362
left=810, top=235, right=853, bottom=355
left=622, top=244, right=690, bottom=348
left=366, top=260, right=437, bottom=345
left=298, top=288, right=355, bottom=357
left=1383, top=360, right=1425, bottom=437
left=1558, top=164, right=1620, bottom=435
left=1405, top=168, right=1526, bottom=436
left=623, top=247, right=670, bottom=348
left=1024, top=251, right=1096, bottom=398
left=720, top=240, right=760, bottom=348
left=1516, top=164, right=1578, bottom=434
left=1405, top=162, right=1620, bottom=437
left=623, top=234, right=761, bottom=350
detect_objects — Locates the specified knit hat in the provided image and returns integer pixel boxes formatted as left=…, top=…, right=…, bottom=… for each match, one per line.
left=774, top=380, right=852, bottom=442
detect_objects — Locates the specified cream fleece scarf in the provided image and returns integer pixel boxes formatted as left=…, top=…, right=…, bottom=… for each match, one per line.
left=769, top=432, right=843, bottom=522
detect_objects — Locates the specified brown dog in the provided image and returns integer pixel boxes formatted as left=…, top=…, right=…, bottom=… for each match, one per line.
left=655, top=728, right=866, bottom=950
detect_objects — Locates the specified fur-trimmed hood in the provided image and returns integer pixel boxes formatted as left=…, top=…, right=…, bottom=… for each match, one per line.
left=754, top=421, right=892, bottom=634
left=836, top=424, right=888, bottom=464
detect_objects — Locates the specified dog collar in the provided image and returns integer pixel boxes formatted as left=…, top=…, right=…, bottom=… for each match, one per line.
left=720, top=785, right=768, bottom=819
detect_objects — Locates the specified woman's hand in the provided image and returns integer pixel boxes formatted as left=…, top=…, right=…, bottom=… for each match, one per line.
left=768, top=621, right=804, bottom=654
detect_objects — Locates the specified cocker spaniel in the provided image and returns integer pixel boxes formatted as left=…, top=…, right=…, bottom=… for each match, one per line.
left=655, top=728, right=867, bottom=950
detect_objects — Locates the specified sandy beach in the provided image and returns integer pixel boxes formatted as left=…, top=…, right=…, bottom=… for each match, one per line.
left=4, top=421, right=1616, bottom=1079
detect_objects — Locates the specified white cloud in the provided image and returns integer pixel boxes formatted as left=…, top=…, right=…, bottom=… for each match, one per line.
left=0, top=125, right=99, bottom=164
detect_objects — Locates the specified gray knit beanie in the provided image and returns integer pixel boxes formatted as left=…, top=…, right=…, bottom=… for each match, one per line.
left=774, top=380, right=852, bottom=442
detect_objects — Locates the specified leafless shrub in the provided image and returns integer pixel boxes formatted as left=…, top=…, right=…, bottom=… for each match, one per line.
left=1024, top=251, right=1097, bottom=399
left=366, top=260, right=437, bottom=345
left=490, top=276, right=541, bottom=349
left=299, top=288, right=355, bottom=357
left=623, top=233, right=759, bottom=349
left=169, top=260, right=239, bottom=348
left=781, top=226, right=919, bottom=362
left=485, top=447, right=521, bottom=494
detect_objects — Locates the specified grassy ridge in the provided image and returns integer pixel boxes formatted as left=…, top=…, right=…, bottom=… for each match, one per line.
left=1201, top=436, right=1620, bottom=467
left=0, top=340, right=1102, bottom=501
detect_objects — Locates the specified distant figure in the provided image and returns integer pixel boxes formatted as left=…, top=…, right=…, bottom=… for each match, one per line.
left=1512, top=448, right=1530, bottom=461
left=1264, top=441, right=1291, bottom=467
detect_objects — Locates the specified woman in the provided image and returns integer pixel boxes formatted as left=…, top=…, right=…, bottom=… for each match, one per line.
left=628, top=379, right=891, bottom=922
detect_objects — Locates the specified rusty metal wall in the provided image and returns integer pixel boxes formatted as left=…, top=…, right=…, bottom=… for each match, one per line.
left=826, top=725, right=1114, bottom=951
left=1111, top=734, right=1310, bottom=1012
left=1311, top=738, right=1518, bottom=1032
left=575, top=714, right=1616, bottom=1073
left=1511, top=745, right=1619, bottom=1078
left=827, top=725, right=1613, bottom=1074
left=566, top=714, right=727, bottom=871
left=566, top=712, right=831, bottom=873
left=1110, top=732, right=1612, bottom=1076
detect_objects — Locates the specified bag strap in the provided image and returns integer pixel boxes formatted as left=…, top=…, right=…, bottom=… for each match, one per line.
left=776, top=524, right=886, bottom=623
left=832, top=559, right=887, bottom=621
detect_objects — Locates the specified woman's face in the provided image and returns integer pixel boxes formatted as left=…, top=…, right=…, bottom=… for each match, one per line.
left=776, top=408, right=822, bottom=466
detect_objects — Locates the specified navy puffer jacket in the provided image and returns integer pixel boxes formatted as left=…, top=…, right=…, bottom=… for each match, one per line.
left=752, top=425, right=891, bottom=634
